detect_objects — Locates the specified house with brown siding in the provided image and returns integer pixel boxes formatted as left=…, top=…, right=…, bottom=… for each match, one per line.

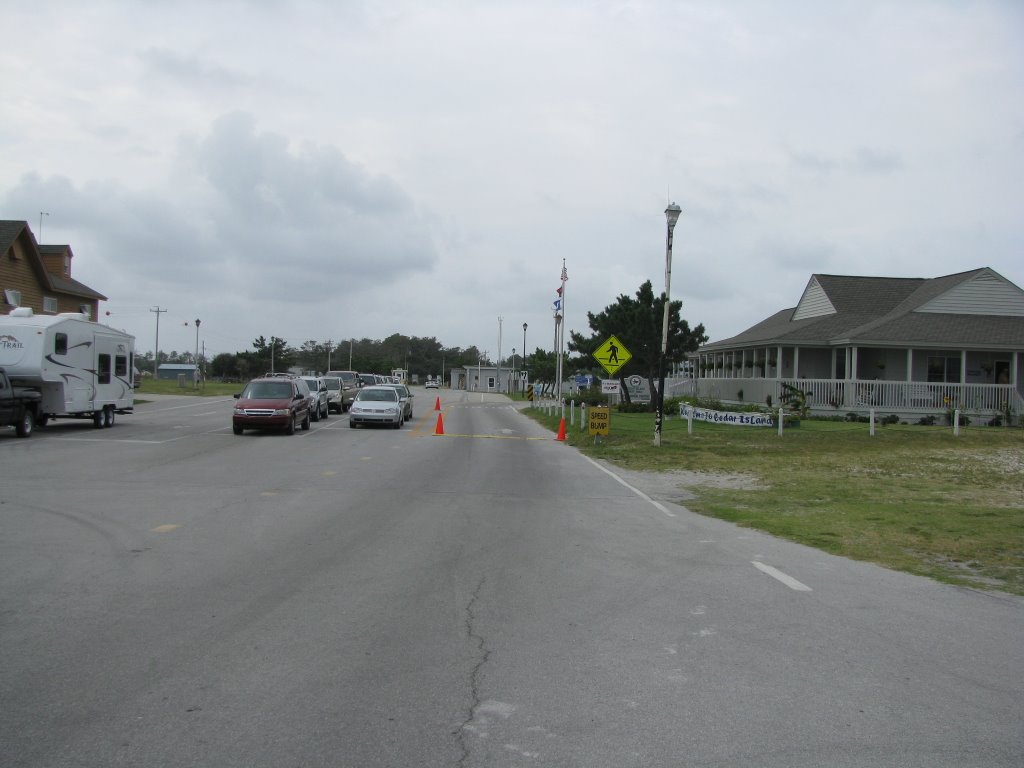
left=0, top=220, right=106, bottom=319
left=691, top=268, right=1024, bottom=421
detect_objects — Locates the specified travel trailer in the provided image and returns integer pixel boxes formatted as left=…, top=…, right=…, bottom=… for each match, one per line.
left=0, top=308, right=135, bottom=428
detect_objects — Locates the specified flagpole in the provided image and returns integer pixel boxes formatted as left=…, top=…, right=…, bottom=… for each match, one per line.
left=558, top=259, right=567, bottom=399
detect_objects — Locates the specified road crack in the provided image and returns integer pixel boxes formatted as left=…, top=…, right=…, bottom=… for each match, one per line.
left=455, top=576, right=489, bottom=767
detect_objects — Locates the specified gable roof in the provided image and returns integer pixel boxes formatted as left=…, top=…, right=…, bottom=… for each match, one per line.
left=703, top=268, right=1024, bottom=351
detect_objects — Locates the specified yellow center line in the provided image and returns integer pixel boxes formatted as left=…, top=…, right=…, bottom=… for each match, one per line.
left=152, top=524, right=180, bottom=533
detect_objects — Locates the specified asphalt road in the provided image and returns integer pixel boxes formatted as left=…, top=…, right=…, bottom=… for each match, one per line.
left=1, top=389, right=1021, bottom=767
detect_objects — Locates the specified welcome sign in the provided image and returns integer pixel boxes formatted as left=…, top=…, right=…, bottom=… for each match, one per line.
left=680, top=404, right=775, bottom=427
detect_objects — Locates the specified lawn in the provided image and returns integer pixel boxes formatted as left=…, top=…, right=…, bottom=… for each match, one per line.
left=134, top=378, right=243, bottom=398
left=525, top=405, right=1024, bottom=595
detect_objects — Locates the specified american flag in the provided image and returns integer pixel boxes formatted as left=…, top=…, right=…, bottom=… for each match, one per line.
left=561, top=264, right=568, bottom=281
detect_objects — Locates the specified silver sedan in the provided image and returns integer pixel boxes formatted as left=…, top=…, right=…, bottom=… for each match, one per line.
left=348, top=386, right=404, bottom=429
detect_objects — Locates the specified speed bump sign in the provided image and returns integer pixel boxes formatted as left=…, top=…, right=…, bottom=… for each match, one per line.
left=588, top=405, right=610, bottom=436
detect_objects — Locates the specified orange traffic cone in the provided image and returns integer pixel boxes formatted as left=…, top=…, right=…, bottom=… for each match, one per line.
left=555, top=417, right=566, bottom=441
left=434, top=412, right=445, bottom=436
left=434, top=396, right=441, bottom=411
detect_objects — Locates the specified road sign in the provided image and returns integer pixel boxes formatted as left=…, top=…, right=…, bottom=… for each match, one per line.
left=593, top=335, right=632, bottom=376
left=601, top=379, right=621, bottom=394
left=588, top=405, right=610, bottom=435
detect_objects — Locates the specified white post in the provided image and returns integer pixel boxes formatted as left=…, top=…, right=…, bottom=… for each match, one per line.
left=869, top=408, right=875, bottom=437
left=687, top=406, right=693, bottom=435
left=570, top=399, right=575, bottom=426
left=580, top=403, right=586, bottom=431
left=954, top=408, right=961, bottom=437
left=561, top=398, right=566, bottom=419
left=778, top=408, right=784, bottom=436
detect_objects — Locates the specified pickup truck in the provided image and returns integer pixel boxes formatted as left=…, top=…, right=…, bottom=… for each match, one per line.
left=0, top=368, right=42, bottom=438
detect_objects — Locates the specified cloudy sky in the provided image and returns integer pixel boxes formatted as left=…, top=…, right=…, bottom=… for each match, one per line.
left=2, top=0, right=1022, bottom=360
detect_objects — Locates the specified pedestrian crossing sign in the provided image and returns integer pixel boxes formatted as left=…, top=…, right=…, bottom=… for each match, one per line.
left=593, top=335, right=632, bottom=376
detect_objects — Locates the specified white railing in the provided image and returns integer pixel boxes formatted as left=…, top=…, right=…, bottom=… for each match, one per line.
left=694, top=376, right=1022, bottom=416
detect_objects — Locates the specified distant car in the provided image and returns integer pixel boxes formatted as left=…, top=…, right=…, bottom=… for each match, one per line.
left=232, top=376, right=311, bottom=435
left=358, top=373, right=378, bottom=388
left=379, top=383, right=414, bottom=421
left=349, top=385, right=403, bottom=429
left=301, top=376, right=330, bottom=421
left=425, top=378, right=439, bottom=389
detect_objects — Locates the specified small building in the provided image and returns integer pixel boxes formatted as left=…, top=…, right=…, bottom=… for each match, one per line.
left=157, top=363, right=199, bottom=381
left=449, top=366, right=520, bottom=393
left=692, top=267, right=1024, bottom=421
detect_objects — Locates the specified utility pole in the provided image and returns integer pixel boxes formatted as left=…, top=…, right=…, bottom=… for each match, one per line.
left=497, top=316, right=503, bottom=393
left=326, top=339, right=332, bottom=373
left=150, top=306, right=167, bottom=379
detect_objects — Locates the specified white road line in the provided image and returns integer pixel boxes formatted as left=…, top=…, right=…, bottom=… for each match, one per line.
left=752, top=561, right=812, bottom=591
left=580, top=455, right=676, bottom=518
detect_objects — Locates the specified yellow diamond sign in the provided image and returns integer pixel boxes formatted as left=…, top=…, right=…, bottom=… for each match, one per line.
left=593, top=335, right=632, bottom=376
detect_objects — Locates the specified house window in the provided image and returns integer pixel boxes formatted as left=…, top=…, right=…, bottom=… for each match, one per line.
left=98, top=354, right=111, bottom=384
left=55, top=333, right=68, bottom=355
left=44, top=296, right=58, bottom=313
left=7, top=246, right=17, bottom=261
left=927, top=355, right=962, bottom=383
left=4, top=289, right=20, bottom=306
left=64, top=255, right=71, bottom=276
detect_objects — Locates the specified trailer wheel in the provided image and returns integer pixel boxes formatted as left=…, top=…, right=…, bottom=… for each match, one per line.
left=16, top=409, right=34, bottom=438
left=103, top=406, right=116, bottom=428
left=93, top=411, right=104, bottom=428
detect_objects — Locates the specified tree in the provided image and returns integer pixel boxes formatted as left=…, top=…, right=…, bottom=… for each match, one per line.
left=568, top=280, right=707, bottom=407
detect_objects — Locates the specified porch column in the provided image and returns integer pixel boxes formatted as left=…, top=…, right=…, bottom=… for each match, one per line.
left=831, top=348, right=837, bottom=379
left=793, top=347, right=800, bottom=378
left=851, top=347, right=858, bottom=380
left=906, top=348, right=913, bottom=381
left=776, top=345, right=783, bottom=380
left=1013, top=351, right=1019, bottom=386
left=961, top=349, right=967, bottom=384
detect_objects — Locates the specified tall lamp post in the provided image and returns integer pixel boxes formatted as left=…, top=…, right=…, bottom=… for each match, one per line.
left=655, top=202, right=682, bottom=447
left=522, top=322, right=528, bottom=393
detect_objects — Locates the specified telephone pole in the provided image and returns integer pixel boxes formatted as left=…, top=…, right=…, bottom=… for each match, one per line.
left=150, top=306, right=167, bottom=379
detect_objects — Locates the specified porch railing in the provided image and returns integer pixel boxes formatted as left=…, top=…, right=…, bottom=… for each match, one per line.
left=693, top=377, right=1022, bottom=417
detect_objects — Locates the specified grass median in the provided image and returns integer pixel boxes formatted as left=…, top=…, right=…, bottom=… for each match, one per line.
left=525, top=404, right=1024, bottom=596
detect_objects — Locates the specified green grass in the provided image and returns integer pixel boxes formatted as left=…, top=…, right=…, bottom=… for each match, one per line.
left=134, top=378, right=242, bottom=397
left=526, top=406, right=1024, bottom=595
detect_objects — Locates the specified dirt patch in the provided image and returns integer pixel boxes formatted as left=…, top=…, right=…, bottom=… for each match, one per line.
left=596, top=460, right=764, bottom=503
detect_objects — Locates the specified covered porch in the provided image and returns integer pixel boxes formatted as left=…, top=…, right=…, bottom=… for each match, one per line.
left=692, top=345, right=1023, bottom=421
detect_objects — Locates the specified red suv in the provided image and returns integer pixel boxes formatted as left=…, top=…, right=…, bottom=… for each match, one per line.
left=232, top=376, right=311, bottom=435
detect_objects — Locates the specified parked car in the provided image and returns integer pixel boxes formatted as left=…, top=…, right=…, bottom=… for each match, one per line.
left=325, top=370, right=361, bottom=411
left=425, top=378, right=439, bottom=389
left=379, top=383, right=414, bottom=421
left=323, top=376, right=344, bottom=413
left=232, top=376, right=311, bottom=435
left=301, top=376, right=330, bottom=421
left=349, top=385, right=403, bottom=429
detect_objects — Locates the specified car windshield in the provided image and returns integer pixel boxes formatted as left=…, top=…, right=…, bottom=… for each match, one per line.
left=302, top=379, right=319, bottom=391
left=324, top=378, right=340, bottom=390
left=358, top=389, right=398, bottom=402
left=244, top=381, right=293, bottom=399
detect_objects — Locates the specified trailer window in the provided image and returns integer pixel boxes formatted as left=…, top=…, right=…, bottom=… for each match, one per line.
left=98, top=354, right=111, bottom=384
left=55, top=333, right=68, bottom=355
left=115, top=355, right=128, bottom=377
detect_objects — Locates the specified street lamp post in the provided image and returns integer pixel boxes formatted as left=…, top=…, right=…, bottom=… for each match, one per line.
left=522, top=323, right=528, bottom=393
left=655, top=202, right=682, bottom=447
left=511, top=347, right=516, bottom=393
